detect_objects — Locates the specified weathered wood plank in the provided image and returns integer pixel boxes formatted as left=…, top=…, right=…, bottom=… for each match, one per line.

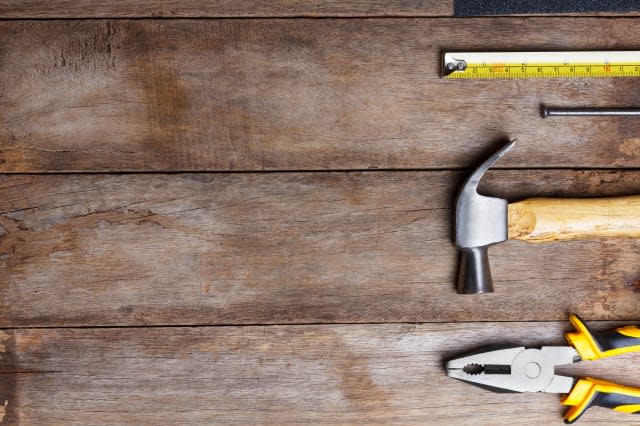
left=1, top=321, right=640, bottom=424
left=1, top=170, right=639, bottom=326
left=0, top=1, right=453, bottom=18
left=1, top=1, right=639, bottom=18
left=2, top=19, right=640, bottom=171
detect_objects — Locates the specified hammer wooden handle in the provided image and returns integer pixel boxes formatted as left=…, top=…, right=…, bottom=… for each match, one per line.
left=508, top=195, right=640, bottom=242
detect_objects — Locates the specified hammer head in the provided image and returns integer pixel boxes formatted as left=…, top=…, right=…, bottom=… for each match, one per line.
left=455, top=140, right=516, bottom=294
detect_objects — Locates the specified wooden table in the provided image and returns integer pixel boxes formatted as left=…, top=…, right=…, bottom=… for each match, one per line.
left=1, top=2, right=640, bottom=424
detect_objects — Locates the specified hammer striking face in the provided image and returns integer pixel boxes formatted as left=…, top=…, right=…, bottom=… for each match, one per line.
left=454, top=140, right=640, bottom=295
left=455, top=140, right=515, bottom=294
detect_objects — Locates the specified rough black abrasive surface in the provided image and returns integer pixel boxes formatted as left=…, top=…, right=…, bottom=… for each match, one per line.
left=454, top=0, right=640, bottom=16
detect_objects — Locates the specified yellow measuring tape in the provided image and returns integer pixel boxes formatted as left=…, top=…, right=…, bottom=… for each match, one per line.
left=443, top=51, right=640, bottom=79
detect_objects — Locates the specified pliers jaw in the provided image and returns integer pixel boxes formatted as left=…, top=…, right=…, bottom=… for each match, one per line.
left=446, top=346, right=579, bottom=394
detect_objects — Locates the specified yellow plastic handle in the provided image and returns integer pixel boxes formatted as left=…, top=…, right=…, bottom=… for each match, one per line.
left=562, top=377, right=640, bottom=423
left=565, top=314, right=640, bottom=360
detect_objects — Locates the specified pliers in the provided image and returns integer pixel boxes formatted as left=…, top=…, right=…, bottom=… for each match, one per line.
left=446, top=314, right=640, bottom=423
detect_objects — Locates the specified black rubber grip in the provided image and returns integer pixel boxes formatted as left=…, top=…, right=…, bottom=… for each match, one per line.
left=593, top=391, right=640, bottom=410
left=566, top=314, right=640, bottom=360
left=563, top=378, right=640, bottom=423
left=591, top=328, right=640, bottom=352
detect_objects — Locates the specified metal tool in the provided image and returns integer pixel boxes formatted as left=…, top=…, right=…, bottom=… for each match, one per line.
left=446, top=314, right=640, bottom=423
left=543, top=106, right=640, bottom=117
left=454, top=140, right=640, bottom=294
left=454, top=140, right=513, bottom=294
left=443, top=51, right=640, bottom=79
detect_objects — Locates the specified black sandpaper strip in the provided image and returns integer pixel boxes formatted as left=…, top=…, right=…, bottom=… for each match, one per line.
left=454, top=0, right=640, bottom=16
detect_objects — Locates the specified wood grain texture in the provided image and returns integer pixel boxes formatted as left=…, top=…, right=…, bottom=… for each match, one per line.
left=0, top=0, right=452, bottom=18
left=508, top=195, right=640, bottom=242
left=1, top=170, right=639, bottom=327
left=1, top=1, right=639, bottom=18
left=1, top=321, right=640, bottom=425
left=2, top=19, right=640, bottom=172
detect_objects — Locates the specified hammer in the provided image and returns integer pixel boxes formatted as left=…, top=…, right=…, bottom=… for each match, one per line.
left=454, top=139, right=640, bottom=294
